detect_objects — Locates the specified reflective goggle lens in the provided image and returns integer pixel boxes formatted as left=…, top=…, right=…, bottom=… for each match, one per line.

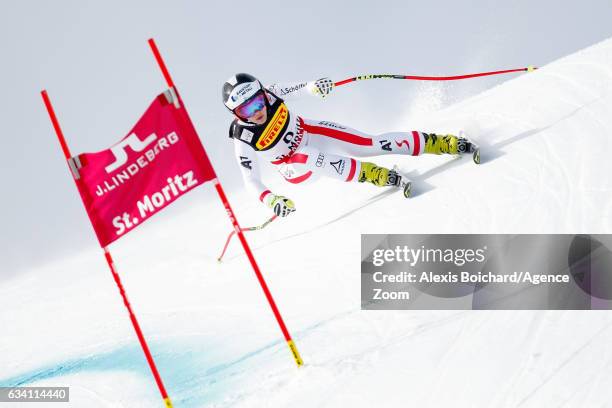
left=234, top=92, right=265, bottom=119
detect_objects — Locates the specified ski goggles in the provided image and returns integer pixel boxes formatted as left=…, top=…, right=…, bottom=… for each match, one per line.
left=234, top=91, right=266, bottom=119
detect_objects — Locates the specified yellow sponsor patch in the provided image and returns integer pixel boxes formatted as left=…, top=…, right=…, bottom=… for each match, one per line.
left=256, top=103, right=288, bottom=150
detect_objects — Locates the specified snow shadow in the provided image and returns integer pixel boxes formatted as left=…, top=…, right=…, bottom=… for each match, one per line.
left=0, top=339, right=252, bottom=407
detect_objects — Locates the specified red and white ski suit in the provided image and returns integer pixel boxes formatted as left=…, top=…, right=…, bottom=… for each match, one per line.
left=231, top=81, right=426, bottom=205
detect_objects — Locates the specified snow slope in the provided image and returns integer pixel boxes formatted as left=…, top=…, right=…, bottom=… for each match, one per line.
left=2, top=38, right=612, bottom=407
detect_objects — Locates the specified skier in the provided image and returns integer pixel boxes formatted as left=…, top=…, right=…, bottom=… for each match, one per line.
left=223, top=73, right=478, bottom=217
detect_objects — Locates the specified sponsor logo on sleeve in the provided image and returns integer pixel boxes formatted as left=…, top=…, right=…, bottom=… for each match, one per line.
left=280, top=83, right=307, bottom=95
left=318, top=121, right=346, bottom=130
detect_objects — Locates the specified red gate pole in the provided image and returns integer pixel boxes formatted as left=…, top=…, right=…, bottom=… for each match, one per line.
left=147, top=38, right=304, bottom=367
left=40, top=90, right=174, bottom=408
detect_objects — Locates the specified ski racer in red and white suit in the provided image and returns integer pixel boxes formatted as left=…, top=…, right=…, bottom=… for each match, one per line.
left=223, top=73, right=473, bottom=217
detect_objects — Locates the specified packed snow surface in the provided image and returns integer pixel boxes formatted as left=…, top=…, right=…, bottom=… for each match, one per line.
left=2, top=38, right=612, bottom=407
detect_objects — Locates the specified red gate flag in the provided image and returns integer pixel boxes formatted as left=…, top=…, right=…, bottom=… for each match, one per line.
left=41, top=38, right=300, bottom=408
left=69, top=88, right=215, bottom=246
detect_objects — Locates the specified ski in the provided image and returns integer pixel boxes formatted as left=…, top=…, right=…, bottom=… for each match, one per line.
left=472, top=144, right=481, bottom=164
left=401, top=178, right=412, bottom=198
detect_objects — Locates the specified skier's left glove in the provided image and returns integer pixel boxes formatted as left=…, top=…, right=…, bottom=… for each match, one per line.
left=267, top=194, right=296, bottom=217
left=307, top=78, right=335, bottom=98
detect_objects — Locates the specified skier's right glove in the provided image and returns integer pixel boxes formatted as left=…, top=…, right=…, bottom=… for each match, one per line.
left=267, top=194, right=296, bottom=217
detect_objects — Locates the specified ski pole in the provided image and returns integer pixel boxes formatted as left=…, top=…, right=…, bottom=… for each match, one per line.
left=334, top=66, right=537, bottom=87
left=217, top=215, right=278, bottom=262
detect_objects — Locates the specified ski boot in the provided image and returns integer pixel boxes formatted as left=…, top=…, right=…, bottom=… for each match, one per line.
left=424, top=133, right=480, bottom=164
left=457, top=133, right=480, bottom=164
left=359, top=162, right=411, bottom=198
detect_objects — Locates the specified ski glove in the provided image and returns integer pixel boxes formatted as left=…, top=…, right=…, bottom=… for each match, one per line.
left=267, top=195, right=296, bottom=217
left=308, top=78, right=335, bottom=98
